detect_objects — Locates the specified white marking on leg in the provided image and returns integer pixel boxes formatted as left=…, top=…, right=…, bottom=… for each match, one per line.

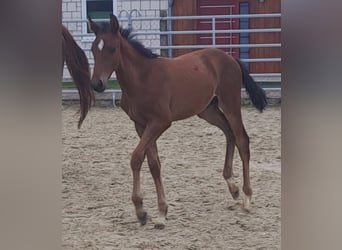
left=226, top=177, right=240, bottom=200
left=98, top=39, right=104, bottom=51
left=226, top=177, right=235, bottom=189
left=243, top=195, right=251, bottom=212
left=154, top=212, right=166, bottom=229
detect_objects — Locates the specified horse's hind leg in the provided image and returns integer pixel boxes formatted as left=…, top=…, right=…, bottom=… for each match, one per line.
left=218, top=96, right=252, bottom=212
left=197, top=98, right=240, bottom=200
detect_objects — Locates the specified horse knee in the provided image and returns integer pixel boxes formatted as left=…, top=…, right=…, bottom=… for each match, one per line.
left=148, top=163, right=161, bottom=178
left=147, top=153, right=158, bottom=167
left=131, top=149, right=145, bottom=170
left=146, top=149, right=161, bottom=177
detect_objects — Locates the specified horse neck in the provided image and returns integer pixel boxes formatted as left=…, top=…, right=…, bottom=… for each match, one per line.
left=116, top=39, right=152, bottom=94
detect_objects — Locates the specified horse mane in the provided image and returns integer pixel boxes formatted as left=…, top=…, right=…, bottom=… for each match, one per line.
left=94, top=22, right=159, bottom=59
left=119, top=28, right=159, bottom=59
left=62, top=25, right=94, bottom=128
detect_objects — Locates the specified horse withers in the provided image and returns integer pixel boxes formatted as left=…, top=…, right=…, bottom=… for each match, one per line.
left=88, top=14, right=267, bottom=229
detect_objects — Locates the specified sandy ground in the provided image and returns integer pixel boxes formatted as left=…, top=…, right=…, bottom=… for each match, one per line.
left=62, top=105, right=281, bottom=250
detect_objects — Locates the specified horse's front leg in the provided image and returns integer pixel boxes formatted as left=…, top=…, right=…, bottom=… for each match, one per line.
left=131, top=120, right=170, bottom=227
left=146, top=142, right=168, bottom=229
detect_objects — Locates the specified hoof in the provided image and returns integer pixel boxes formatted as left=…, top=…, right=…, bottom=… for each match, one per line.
left=242, top=207, right=251, bottom=213
left=137, top=211, right=147, bottom=226
left=230, top=188, right=240, bottom=200
left=242, top=195, right=251, bottom=213
left=227, top=178, right=239, bottom=200
left=242, top=207, right=251, bottom=214
left=227, top=203, right=239, bottom=211
left=242, top=205, right=251, bottom=213
left=154, top=222, right=165, bottom=229
left=154, top=217, right=166, bottom=229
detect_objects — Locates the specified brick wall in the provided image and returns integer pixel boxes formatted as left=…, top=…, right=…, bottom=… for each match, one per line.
left=116, top=0, right=168, bottom=50
left=62, top=0, right=169, bottom=81
left=62, top=0, right=83, bottom=33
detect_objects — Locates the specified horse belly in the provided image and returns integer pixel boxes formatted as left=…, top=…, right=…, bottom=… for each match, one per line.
left=170, top=81, right=215, bottom=121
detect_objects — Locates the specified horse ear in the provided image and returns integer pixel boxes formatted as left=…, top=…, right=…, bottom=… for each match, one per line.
left=109, top=14, right=120, bottom=34
left=88, top=16, right=99, bottom=35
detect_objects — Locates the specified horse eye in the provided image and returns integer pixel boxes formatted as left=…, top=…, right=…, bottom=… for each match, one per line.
left=109, top=47, right=116, bottom=53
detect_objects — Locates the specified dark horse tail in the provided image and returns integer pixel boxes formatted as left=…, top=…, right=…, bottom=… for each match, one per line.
left=62, top=25, right=94, bottom=128
left=236, top=59, right=267, bottom=112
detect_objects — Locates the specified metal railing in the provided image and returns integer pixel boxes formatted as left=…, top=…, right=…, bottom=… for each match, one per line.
left=63, top=13, right=281, bottom=83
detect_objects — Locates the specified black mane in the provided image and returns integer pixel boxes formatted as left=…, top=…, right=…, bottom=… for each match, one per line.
left=120, top=28, right=159, bottom=59
left=95, top=22, right=159, bottom=59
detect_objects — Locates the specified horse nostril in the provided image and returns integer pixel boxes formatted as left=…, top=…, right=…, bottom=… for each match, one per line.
left=98, top=80, right=105, bottom=90
left=92, top=80, right=106, bottom=93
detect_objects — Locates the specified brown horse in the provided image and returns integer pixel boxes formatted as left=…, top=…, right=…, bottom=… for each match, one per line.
left=88, top=15, right=267, bottom=229
left=62, top=25, right=94, bottom=128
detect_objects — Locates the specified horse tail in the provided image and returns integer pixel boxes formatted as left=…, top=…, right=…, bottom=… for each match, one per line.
left=236, top=59, right=267, bottom=112
left=62, top=25, right=94, bottom=128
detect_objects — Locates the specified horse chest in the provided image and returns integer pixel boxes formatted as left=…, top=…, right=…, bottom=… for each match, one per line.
left=124, top=102, right=155, bottom=125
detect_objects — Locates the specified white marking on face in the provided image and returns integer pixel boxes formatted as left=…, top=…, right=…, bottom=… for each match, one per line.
left=98, top=39, right=104, bottom=51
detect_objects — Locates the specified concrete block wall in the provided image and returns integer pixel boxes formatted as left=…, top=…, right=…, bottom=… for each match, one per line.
left=116, top=0, right=168, bottom=52
left=62, top=0, right=83, bottom=33
left=62, top=0, right=169, bottom=81
left=62, top=0, right=84, bottom=79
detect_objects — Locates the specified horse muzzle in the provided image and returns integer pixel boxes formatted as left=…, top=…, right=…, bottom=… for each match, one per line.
left=92, top=79, right=106, bottom=93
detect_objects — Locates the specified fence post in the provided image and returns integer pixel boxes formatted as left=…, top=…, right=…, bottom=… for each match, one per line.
left=167, top=0, right=173, bottom=57
left=212, top=17, right=216, bottom=47
left=127, top=13, right=132, bottom=30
